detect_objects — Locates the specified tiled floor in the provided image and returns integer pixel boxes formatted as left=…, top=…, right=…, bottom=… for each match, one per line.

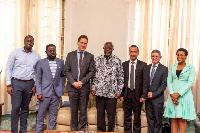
left=0, top=113, right=199, bottom=132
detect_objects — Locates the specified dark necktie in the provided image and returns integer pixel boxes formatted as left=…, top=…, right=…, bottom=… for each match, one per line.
left=150, top=65, right=156, bottom=85
left=79, top=52, right=83, bottom=71
left=130, top=62, right=135, bottom=90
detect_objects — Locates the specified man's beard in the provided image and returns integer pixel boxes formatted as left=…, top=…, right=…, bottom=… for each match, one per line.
left=49, top=55, right=56, bottom=60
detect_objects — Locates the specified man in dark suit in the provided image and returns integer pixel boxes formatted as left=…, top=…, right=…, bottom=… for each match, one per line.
left=65, top=35, right=95, bottom=131
left=35, top=44, right=66, bottom=133
left=146, top=50, right=168, bottom=133
left=121, top=45, right=149, bottom=133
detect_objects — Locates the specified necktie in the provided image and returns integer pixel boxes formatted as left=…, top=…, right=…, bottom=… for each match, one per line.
left=150, top=65, right=156, bottom=85
left=130, top=62, right=135, bottom=90
left=79, top=52, right=83, bottom=71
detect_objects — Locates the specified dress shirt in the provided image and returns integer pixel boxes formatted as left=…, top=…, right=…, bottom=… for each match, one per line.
left=150, top=63, right=159, bottom=77
left=5, top=48, right=41, bottom=85
left=128, top=59, right=137, bottom=89
left=77, top=50, right=85, bottom=81
left=48, top=59, right=57, bottom=78
left=92, top=55, right=124, bottom=98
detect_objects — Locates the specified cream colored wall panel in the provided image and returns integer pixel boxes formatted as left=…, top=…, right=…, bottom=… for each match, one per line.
left=64, top=0, right=136, bottom=62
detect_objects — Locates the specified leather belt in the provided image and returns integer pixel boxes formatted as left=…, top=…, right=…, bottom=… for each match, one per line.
left=12, top=77, right=33, bottom=82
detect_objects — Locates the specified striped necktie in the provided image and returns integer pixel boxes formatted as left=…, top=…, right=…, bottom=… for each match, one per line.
left=150, top=65, right=156, bottom=85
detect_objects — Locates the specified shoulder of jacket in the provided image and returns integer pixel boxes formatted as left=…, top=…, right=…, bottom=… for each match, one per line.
left=122, top=60, right=129, bottom=64
left=57, top=58, right=64, bottom=61
left=159, top=64, right=168, bottom=71
left=187, top=63, right=195, bottom=70
left=67, top=50, right=76, bottom=56
left=39, top=58, right=47, bottom=62
left=147, top=64, right=152, bottom=67
left=163, top=65, right=168, bottom=70
left=85, top=51, right=94, bottom=56
left=171, top=63, right=177, bottom=68
left=138, top=60, right=147, bottom=65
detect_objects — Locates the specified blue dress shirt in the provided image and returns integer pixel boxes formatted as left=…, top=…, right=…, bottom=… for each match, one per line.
left=77, top=50, right=85, bottom=81
left=5, top=48, right=41, bottom=85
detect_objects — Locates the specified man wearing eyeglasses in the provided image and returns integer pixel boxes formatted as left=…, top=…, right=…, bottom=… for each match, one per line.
left=91, top=42, right=124, bottom=132
left=64, top=35, right=95, bottom=131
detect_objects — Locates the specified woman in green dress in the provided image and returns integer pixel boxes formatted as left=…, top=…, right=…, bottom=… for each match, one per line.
left=164, top=48, right=196, bottom=133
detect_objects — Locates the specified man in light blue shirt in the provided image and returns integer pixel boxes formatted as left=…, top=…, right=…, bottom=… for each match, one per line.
left=5, top=35, right=41, bottom=133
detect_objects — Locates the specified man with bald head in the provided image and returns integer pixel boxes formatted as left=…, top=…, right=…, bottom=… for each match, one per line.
left=91, top=42, right=124, bottom=132
left=5, top=35, right=41, bottom=133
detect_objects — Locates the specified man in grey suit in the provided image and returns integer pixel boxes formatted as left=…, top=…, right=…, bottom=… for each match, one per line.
left=65, top=35, right=95, bottom=131
left=35, top=44, right=66, bottom=133
left=146, top=49, right=168, bottom=133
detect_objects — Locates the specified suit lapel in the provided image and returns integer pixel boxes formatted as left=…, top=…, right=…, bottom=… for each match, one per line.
left=179, top=63, right=190, bottom=77
left=151, top=63, right=161, bottom=83
left=172, top=64, right=178, bottom=78
left=135, top=60, right=141, bottom=78
left=125, top=61, right=129, bottom=79
left=54, top=58, right=60, bottom=78
left=44, top=58, right=54, bottom=79
left=73, top=51, right=78, bottom=72
left=148, top=64, right=152, bottom=75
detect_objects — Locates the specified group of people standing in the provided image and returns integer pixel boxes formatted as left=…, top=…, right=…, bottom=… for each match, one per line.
left=5, top=34, right=196, bottom=133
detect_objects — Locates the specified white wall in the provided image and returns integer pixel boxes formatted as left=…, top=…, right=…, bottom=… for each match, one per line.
left=64, top=0, right=136, bottom=62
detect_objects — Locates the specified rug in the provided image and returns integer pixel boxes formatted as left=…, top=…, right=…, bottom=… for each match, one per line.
left=0, top=130, right=35, bottom=133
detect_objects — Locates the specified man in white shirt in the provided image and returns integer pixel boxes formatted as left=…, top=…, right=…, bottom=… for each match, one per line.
left=121, top=45, right=149, bottom=133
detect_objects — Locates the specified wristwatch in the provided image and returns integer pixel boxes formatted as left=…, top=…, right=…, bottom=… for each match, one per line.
left=7, top=84, right=12, bottom=87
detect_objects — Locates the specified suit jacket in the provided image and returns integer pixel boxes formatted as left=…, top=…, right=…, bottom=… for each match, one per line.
left=36, top=58, right=66, bottom=97
left=148, top=63, right=168, bottom=103
left=65, top=50, right=95, bottom=92
left=167, top=63, right=195, bottom=96
left=121, top=59, right=149, bottom=100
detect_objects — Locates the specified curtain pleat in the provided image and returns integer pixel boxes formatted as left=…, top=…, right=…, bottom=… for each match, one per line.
left=0, top=0, right=62, bottom=114
left=0, top=0, right=200, bottom=115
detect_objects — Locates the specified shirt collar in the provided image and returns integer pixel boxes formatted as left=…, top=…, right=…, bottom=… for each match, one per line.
left=130, top=59, right=137, bottom=65
left=47, top=57, right=57, bottom=61
left=22, top=47, right=33, bottom=53
left=152, top=63, right=159, bottom=67
left=104, top=54, right=112, bottom=60
left=77, top=49, right=85, bottom=54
